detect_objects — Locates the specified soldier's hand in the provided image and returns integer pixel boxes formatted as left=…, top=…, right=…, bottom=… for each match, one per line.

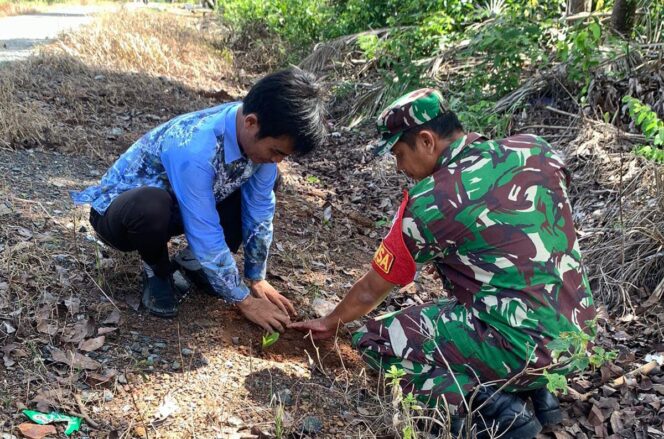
left=249, top=279, right=296, bottom=316
left=289, top=317, right=339, bottom=340
left=237, top=295, right=291, bottom=333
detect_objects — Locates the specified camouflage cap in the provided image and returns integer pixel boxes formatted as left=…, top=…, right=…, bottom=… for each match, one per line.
left=372, top=88, right=449, bottom=157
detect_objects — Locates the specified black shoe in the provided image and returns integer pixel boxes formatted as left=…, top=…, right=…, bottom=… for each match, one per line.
left=172, top=270, right=191, bottom=302
left=449, top=415, right=466, bottom=438
left=519, top=388, right=563, bottom=426
left=472, top=386, right=542, bottom=439
left=173, top=248, right=215, bottom=295
left=141, top=265, right=178, bottom=318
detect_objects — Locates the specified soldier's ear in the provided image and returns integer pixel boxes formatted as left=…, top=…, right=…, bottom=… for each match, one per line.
left=419, top=129, right=437, bottom=154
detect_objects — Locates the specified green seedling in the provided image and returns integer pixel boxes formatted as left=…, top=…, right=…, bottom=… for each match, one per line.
left=262, top=332, right=280, bottom=349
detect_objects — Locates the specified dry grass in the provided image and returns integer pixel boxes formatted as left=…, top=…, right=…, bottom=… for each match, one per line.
left=46, top=8, right=232, bottom=89
left=0, top=2, right=39, bottom=17
left=0, top=7, right=236, bottom=155
left=0, top=70, right=53, bottom=149
left=562, top=123, right=664, bottom=314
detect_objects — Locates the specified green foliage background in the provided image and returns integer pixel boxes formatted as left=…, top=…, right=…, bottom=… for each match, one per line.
left=219, top=0, right=662, bottom=138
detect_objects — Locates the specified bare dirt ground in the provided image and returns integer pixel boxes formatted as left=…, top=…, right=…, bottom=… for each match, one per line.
left=1, top=5, right=663, bottom=439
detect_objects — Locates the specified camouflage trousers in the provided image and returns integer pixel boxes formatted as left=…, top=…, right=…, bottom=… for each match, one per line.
left=352, top=299, right=572, bottom=415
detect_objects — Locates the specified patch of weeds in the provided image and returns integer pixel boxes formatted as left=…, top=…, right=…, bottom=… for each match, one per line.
left=306, top=284, right=321, bottom=299
left=622, top=96, right=664, bottom=163
left=545, top=318, right=617, bottom=394
left=556, top=19, right=604, bottom=97
left=331, top=81, right=356, bottom=100
left=386, top=365, right=421, bottom=438
left=453, top=99, right=511, bottom=138
left=0, top=388, right=12, bottom=410
left=305, top=175, right=320, bottom=184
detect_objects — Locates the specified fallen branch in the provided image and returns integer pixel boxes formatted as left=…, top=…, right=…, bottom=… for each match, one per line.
left=568, top=387, right=593, bottom=401
left=74, top=393, right=100, bottom=429
left=612, top=360, right=658, bottom=387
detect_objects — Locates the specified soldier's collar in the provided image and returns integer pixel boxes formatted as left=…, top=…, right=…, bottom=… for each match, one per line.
left=434, top=132, right=487, bottom=171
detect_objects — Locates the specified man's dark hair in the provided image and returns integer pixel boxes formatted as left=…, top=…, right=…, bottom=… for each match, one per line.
left=243, top=68, right=326, bottom=156
left=400, top=111, right=464, bottom=148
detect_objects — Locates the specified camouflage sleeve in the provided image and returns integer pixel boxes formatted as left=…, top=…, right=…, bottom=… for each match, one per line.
left=402, top=178, right=445, bottom=264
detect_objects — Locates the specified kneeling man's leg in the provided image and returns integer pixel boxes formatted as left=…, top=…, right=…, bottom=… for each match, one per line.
left=90, top=187, right=181, bottom=316
left=352, top=300, right=544, bottom=412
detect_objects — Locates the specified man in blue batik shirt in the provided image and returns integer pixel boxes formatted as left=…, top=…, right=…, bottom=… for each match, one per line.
left=71, top=69, right=327, bottom=332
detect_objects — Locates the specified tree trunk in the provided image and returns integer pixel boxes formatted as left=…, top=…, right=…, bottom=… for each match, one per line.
left=612, top=0, right=637, bottom=36
left=567, top=0, right=592, bottom=15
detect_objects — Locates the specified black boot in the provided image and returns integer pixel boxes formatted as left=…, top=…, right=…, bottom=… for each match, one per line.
left=519, top=388, right=563, bottom=426
left=472, top=386, right=542, bottom=439
left=142, top=263, right=179, bottom=318
left=449, top=415, right=466, bottom=438
left=173, top=247, right=215, bottom=295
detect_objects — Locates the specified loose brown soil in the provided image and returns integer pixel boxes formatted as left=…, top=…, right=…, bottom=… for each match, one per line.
left=1, top=6, right=663, bottom=439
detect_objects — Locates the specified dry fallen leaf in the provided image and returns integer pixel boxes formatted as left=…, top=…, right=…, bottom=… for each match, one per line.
left=16, top=227, right=33, bottom=240
left=3, top=354, right=15, bottom=368
left=17, top=423, right=56, bottom=439
left=85, top=369, right=117, bottom=387
left=125, top=295, right=140, bottom=312
left=31, top=388, right=68, bottom=413
left=587, top=403, right=606, bottom=426
left=79, top=336, right=105, bottom=352
left=62, top=318, right=95, bottom=343
left=50, top=347, right=101, bottom=370
left=102, top=310, right=121, bottom=325
left=36, top=320, right=58, bottom=336
left=97, top=327, right=117, bottom=335
left=63, top=297, right=80, bottom=315
left=2, top=320, right=16, bottom=334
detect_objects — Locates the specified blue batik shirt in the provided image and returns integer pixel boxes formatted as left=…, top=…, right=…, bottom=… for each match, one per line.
left=71, top=102, right=276, bottom=303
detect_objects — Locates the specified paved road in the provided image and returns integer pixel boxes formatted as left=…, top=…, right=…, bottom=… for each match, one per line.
left=0, top=5, right=118, bottom=64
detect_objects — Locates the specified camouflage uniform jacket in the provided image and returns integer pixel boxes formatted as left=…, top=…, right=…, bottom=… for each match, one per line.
left=372, top=132, right=596, bottom=367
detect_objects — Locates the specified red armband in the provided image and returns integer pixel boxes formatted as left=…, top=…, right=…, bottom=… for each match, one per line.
left=371, top=191, right=417, bottom=286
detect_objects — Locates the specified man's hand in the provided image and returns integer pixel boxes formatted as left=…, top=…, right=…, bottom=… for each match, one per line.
left=248, top=279, right=296, bottom=316
left=236, top=295, right=291, bottom=333
left=289, top=316, right=340, bottom=340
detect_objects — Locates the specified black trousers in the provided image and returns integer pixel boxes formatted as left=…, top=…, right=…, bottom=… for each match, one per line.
left=89, top=187, right=243, bottom=278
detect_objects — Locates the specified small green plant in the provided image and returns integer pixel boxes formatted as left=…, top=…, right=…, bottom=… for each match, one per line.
left=385, top=365, right=421, bottom=438
left=543, top=369, right=569, bottom=394
left=544, top=318, right=617, bottom=394
left=622, top=96, right=664, bottom=163
left=261, top=332, right=280, bottom=349
left=454, top=99, right=511, bottom=138
left=589, top=346, right=618, bottom=369
left=462, top=17, right=548, bottom=99
left=557, top=19, right=603, bottom=95
left=374, top=218, right=389, bottom=228
left=357, top=34, right=381, bottom=60
left=274, top=403, right=284, bottom=439
left=305, top=175, right=320, bottom=184
left=386, top=364, right=406, bottom=383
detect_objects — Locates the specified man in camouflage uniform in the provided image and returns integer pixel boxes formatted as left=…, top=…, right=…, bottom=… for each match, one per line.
left=292, top=89, right=596, bottom=438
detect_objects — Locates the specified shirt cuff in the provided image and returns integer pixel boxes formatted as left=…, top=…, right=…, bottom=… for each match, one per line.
left=226, top=282, right=250, bottom=304
left=244, top=261, right=267, bottom=281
